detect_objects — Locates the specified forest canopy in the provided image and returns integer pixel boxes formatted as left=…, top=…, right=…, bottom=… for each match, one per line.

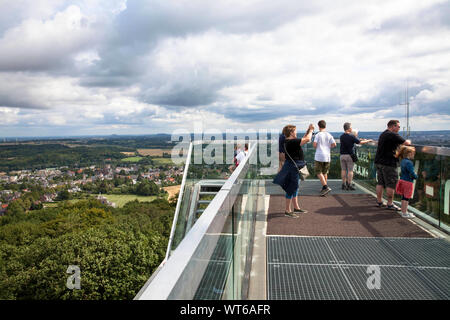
left=0, top=198, right=174, bottom=300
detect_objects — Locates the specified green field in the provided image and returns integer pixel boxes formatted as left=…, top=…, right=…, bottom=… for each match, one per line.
left=152, top=157, right=174, bottom=165
left=98, top=194, right=157, bottom=207
left=121, top=156, right=143, bottom=162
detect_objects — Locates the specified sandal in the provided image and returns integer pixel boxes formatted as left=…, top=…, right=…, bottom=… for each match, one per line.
left=386, top=204, right=401, bottom=211
left=285, top=211, right=299, bottom=218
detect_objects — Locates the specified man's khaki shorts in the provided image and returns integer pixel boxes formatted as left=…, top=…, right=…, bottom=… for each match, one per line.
left=340, top=154, right=355, bottom=172
left=315, top=161, right=330, bottom=175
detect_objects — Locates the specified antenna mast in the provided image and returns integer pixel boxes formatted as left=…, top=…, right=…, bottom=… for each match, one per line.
left=400, top=82, right=411, bottom=138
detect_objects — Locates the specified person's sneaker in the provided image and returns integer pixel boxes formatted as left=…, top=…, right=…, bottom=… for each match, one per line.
left=375, top=201, right=385, bottom=208
left=347, top=185, right=356, bottom=191
left=342, top=184, right=347, bottom=190
left=285, top=211, right=299, bottom=218
left=401, top=212, right=415, bottom=219
left=320, top=186, right=332, bottom=196
left=294, top=208, right=308, bottom=214
left=386, top=204, right=402, bottom=211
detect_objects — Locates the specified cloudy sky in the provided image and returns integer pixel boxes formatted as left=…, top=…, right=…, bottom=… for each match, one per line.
left=0, top=0, right=449, bottom=137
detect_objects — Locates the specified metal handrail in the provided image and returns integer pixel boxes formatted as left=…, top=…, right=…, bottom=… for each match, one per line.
left=164, top=142, right=193, bottom=261
left=336, top=138, right=450, bottom=157
left=135, top=142, right=257, bottom=300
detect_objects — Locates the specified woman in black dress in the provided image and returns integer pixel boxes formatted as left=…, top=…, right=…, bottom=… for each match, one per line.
left=274, top=123, right=314, bottom=218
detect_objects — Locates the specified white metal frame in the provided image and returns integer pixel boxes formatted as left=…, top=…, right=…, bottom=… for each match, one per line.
left=135, top=142, right=257, bottom=300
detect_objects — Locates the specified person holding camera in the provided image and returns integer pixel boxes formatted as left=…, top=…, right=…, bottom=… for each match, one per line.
left=273, top=123, right=314, bottom=218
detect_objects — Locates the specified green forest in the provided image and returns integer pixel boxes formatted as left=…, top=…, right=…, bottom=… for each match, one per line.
left=0, top=144, right=129, bottom=172
left=0, top=198, right=174, bottom=299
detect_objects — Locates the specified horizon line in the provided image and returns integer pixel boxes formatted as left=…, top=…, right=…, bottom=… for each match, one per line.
left=1, top=129, right=450, bottom=139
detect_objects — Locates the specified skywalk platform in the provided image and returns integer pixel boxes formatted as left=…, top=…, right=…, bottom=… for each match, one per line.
left=260, top=180, right=450, bottom=300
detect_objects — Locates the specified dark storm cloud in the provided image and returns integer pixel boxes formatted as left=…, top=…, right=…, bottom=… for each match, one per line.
left=366, top=1, right=450, bottom=35
left=350, top=83, right=434, bottom=112
left=94, top=108, right=158, bottom=125
left=0, top=91, right=47, bottom=110
left=220, top=103, right=340, bottom=123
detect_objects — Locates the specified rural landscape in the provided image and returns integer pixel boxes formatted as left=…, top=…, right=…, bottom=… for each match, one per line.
left=0, top=135, right=184, bottom=299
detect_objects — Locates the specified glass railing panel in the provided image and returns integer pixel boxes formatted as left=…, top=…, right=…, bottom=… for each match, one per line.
left=352, top=143, right=379, bottom=193
left=407, top=151, right=441, bottom=223
left=136, top=142, right=258, bottom=299
left=355, top=143, right=450, bottom=233
left=439, top=154, right=450, bottom=230
left=230, top=148, right=259, bottom=299
left=169, top=142, right=232, bottom=254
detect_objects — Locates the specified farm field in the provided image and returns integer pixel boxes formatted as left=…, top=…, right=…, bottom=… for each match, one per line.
left=121, top=156, right=143, bottom=162
left=137, top=148, right=171, bottom=156
left=152, top=157, right=174, bottom=165
left=98, top=194, right=158, bottom=207
left=121, top=151, right=136, bottom=156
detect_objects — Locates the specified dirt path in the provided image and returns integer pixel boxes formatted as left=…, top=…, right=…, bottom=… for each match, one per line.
left=163, top=185, right=181, bottom=200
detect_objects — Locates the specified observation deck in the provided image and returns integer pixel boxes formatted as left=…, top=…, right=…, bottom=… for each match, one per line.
left=135, top=140, right=450, bottom=300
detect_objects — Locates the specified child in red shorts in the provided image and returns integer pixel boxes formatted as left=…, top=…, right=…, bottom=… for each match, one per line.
left=395, top=146, right=418, bottom=218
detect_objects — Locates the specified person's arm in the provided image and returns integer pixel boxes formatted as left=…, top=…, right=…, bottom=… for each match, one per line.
left=408, top=160, right=418, bottom=180
left=330, top=136, right=336, bottom=148
left=301, top=124, right=314, bottom=146
left=403, top=139, right=412, bottom=146
left=359, top=138, right=373, bottom=145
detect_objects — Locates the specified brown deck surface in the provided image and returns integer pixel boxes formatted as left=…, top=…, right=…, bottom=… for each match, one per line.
left=267, top=193, right=433, bottom=238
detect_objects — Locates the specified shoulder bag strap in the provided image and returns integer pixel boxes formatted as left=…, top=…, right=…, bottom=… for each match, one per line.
left=284, top=141, right=300, bottom=170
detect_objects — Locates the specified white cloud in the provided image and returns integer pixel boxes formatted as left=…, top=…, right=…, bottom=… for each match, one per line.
left=0, top=0, right=449, bottom=136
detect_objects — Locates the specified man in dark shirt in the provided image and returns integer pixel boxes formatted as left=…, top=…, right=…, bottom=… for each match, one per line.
left=375, top=120, right=411, bottom=210
left=340, top=122, right=372, bottom=190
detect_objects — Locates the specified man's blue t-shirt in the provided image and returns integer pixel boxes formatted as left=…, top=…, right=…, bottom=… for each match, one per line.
left=340, top=133, right=360, bottom=154
left=279, top=134, right=286, bottom=153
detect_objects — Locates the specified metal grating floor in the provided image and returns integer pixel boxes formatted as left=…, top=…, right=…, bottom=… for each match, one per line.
left=267, top=236, right=450, bottom=300
left=193, top=234, right=234, bottom=300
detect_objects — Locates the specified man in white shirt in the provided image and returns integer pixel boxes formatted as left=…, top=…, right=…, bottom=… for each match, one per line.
left=313, top=120, right=336, bottom=196
left=235, top=144, right=248, bottom=166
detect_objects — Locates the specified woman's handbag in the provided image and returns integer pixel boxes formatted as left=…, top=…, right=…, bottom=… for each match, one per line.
left=284, top=142, right=310, bottom=180
left=298, top=165, right=310, bottom=181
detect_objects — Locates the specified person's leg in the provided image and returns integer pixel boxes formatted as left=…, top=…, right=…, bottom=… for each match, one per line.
left=293, top=196, right=299, bottom=210
left=401, top=199, right=408, bottom=214
left=376, top=184, right=384, bottom=203
left=318, top=173, right=326, bottom=186
left=285, top=195, right=299, bottom=217
left=341, top=169, right=347, bottom=185
left=347, top=171, right=354, bottom=186
left=401, top=196, right=414, bottom=218
left=285, top=197, right=292, bottom=212
left=385, top=165, right=399, bottom=208
left=386, top=187, right=395, bottom=206
left=315, top=161, right=326, bottom=187
left=376, top=164, right=385, bottom=204
left=293, top=189, right=300, bottom=210
left=323, top=162, right=330, bottom=187
left=341, top=170, right=348, bottom=190
left=341, top=154, right=353, bottom=190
